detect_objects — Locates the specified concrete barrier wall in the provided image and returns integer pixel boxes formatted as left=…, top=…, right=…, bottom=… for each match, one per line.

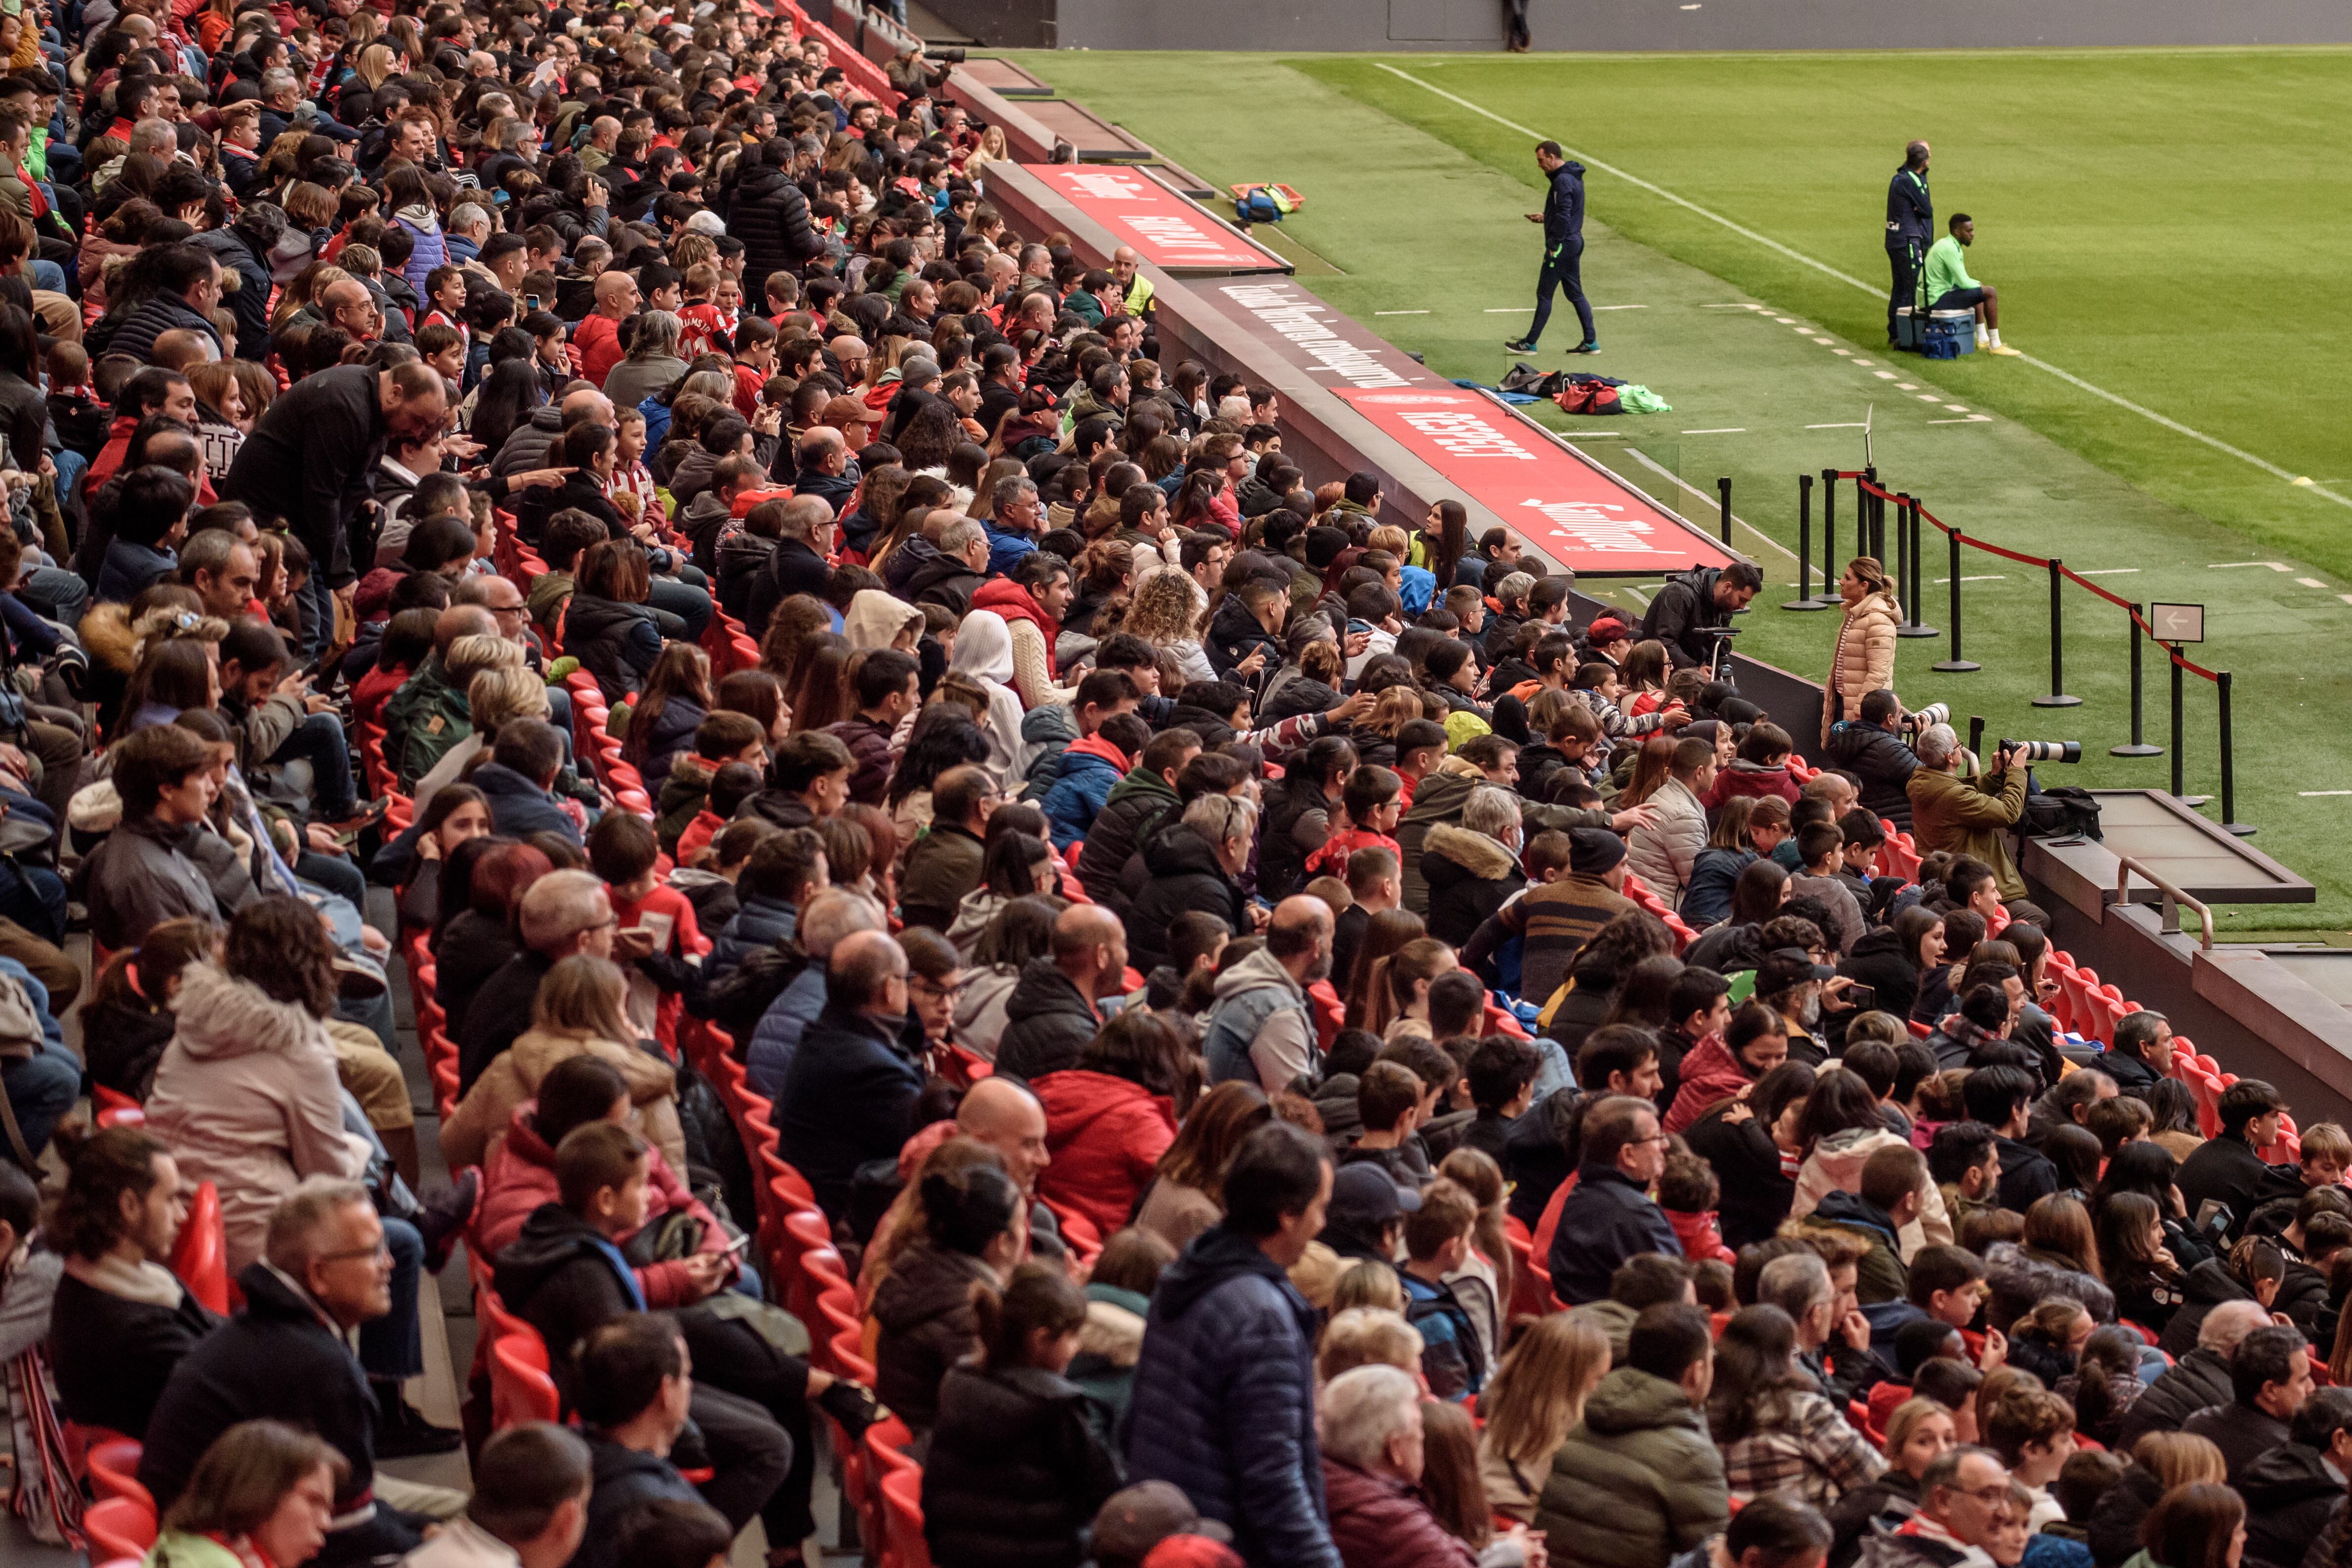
left=925, top=0, right=2352, bottom=51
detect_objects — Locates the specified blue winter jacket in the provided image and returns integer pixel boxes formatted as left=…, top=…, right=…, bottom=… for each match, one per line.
left=708, top=893, right=797, bottom=993
left=1040, top=740, right=1126, bottom=849
left=1125, top=1224, right=1344, bottom=1568
left=745, top=963, right=826, bottom=1102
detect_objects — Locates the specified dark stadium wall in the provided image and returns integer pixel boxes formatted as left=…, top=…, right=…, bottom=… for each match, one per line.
left=932, top=0, right=2352, bottom=51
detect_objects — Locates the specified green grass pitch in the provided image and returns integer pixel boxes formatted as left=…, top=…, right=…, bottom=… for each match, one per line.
left=1003, top=47, right=2352, bottom=938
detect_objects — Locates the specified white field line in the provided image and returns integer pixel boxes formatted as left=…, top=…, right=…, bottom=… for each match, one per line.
left=1375, top=60, right=2352, bottom=511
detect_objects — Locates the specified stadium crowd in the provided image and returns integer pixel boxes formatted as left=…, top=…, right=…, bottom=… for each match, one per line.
left=0, top=6, right=2328, bottom=1568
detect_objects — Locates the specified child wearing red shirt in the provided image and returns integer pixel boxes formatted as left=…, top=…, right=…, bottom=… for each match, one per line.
left=591, top=811, right=710, bottom=1052
left=676, top=265, right=741, bottom=362
left=1305, top=764, right=1404, bottom=881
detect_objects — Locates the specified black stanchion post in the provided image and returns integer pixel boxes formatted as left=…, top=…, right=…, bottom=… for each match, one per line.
left=2169, top=653, right=2186, bottom=799
left=2112, top=606, right=2162, bottom=757
left=1785, top=476, right=1829, bottom=611
left=1933, top=527, right=1978, bottom=672
left=2218, top=671, right=2253, bottom=835
left=1968, top=714, right=1985, bottom=762
left=1718, top=477, right=1733, bottom=546
left=1863, top=468, right=1879, bottom=561
left=1820, top=469, right=1837, bottom=575
left=1891, top=493, right=1910, bottom=610
left=2032, top=558, right=2081, bottom=707
left=1899, top=495, right=1936, bottom=638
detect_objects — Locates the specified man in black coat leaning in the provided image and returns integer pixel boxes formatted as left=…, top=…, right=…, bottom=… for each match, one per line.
left=1640, top=562, right=1764, bottom=670
left=2178, top=1078, right=2303, bottom=1240
left=2182, top=1324, right=2312, bottom=1482
left=725, top=139, right=822, bottom=296
left=223, top=360, right=448, bottom=660
left=2116, top=1297, right=2263, bottom=1448
left=1505, top=139, right=1596, bottom=357
left=1886, top=141, right=1934, bottom=343
left=1549, top=1094, right=1682, bottom=1305
left=1822, top=689, right=1921, bottom=832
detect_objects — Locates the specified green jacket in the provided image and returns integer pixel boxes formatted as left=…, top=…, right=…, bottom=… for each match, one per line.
left=1534, top=1367, right=1729, bottom=1568
left=380, top=654, right=470, bottom=790
left=1919, top=235, right=1980, bottom=308
left=658, top=753, right=716, bottom=855
left=1907, top=762, right=2029, bottom=902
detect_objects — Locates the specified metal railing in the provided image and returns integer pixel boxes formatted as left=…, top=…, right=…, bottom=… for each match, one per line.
left=2116, top=855, right=2216, bottom=951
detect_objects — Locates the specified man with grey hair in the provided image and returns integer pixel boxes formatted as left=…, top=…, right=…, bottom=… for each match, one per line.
left=746, top=491, right=837, bottom=636
left=446, top=201, right=492, bottom=267
left=180, top=526, right=261, bottom=622
left=778, top=926, right=922, bottom=1217
left=746, top=887, right=887, bottom=1099
left=141, top=1178, right=461, bottom=1565
left=459, top=869, right=655, bottom=1090
left=257, top=70, right=303, bottom=139
left=1907, top=723, right=2029, bottom=902
left=985, top=472, right=1044, bottom=575
left=1321, top=1364, right=1543, bottom=1565
left=899, top=513, right=989, bottom=617
left=1760, top=1248, right=1884, bottom=1403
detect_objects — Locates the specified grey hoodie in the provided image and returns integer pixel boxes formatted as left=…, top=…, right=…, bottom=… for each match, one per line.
left=1199, top=944, right=1317, bottom=1095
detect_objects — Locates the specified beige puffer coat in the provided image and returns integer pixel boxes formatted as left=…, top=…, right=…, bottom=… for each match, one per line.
left=143, top=964, right=373, bottom=1273
left=1824, top=589, right=1900, bottom=742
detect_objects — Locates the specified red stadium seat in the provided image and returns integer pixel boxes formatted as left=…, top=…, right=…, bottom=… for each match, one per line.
left=881, top=1467, right=932, bottom=1568
left=83, top=1498, right=157, bottom=1561
left=490, top=1330, right=561, bottom=1428
left=86, top=1439, right=151, bottom=1515
left=169, top=1182, right=229, bottom=1316
left=94, top=1085, right=144, bottom=1129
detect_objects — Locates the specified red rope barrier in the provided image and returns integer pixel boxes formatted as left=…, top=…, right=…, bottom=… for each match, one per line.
left=1848, top=476, right=2221, bottom=684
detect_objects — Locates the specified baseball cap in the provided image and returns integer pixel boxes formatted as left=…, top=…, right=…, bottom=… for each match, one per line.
left=682, top=209, right=726, bottom=237
left=1324, top=1162, right=1420, bottom=1232
left=1567, top=827, right=1625, bottom=878
left=1757, top=948, right=1835, bottom=994
left=1092, top=1482, right=1231, bottom=1566
left=821, top=395, right=880, bottom=430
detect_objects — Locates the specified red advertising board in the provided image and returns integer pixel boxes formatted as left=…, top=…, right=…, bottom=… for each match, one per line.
left=1020, top=165, right=1288, bottom=275
left=1330, top=387, right=1737, bottom=575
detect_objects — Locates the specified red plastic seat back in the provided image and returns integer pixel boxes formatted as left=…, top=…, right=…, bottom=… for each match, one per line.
left=169, top=1182, right=229, bottom=1315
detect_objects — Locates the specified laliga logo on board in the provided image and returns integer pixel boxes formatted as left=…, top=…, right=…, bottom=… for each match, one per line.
left=1066, top=170, right=1147, bottom=201
left=1520, top=498, right=1658, bottom=553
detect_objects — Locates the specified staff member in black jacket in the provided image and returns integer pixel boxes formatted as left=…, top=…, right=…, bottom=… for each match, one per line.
left=1885, top=141, right=1934, bottom=344
left=222, top=361, right=448, bottom=660
left=1505, top=141, right=1598, bottom=359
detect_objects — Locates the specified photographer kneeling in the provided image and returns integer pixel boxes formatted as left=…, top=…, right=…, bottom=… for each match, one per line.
left=1906, top=724, right=2029, bottom=905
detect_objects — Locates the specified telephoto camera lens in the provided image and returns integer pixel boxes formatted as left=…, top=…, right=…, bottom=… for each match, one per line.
left=1903, top=703, right=1950, bottom=732
left=1999, top=739, right=2082, bottom=764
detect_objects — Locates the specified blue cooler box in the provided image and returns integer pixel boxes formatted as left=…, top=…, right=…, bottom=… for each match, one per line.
left=1920, top=310, right=1976, bottom=359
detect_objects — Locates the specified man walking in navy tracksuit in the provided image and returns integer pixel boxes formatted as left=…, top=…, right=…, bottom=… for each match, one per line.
left=1885, top=140, right=1934, bottom=344
left=1506, top=140, right=1598, bottom=358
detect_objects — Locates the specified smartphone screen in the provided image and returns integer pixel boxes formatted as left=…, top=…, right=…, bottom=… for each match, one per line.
left=526, top=294, right=541, bottom=312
